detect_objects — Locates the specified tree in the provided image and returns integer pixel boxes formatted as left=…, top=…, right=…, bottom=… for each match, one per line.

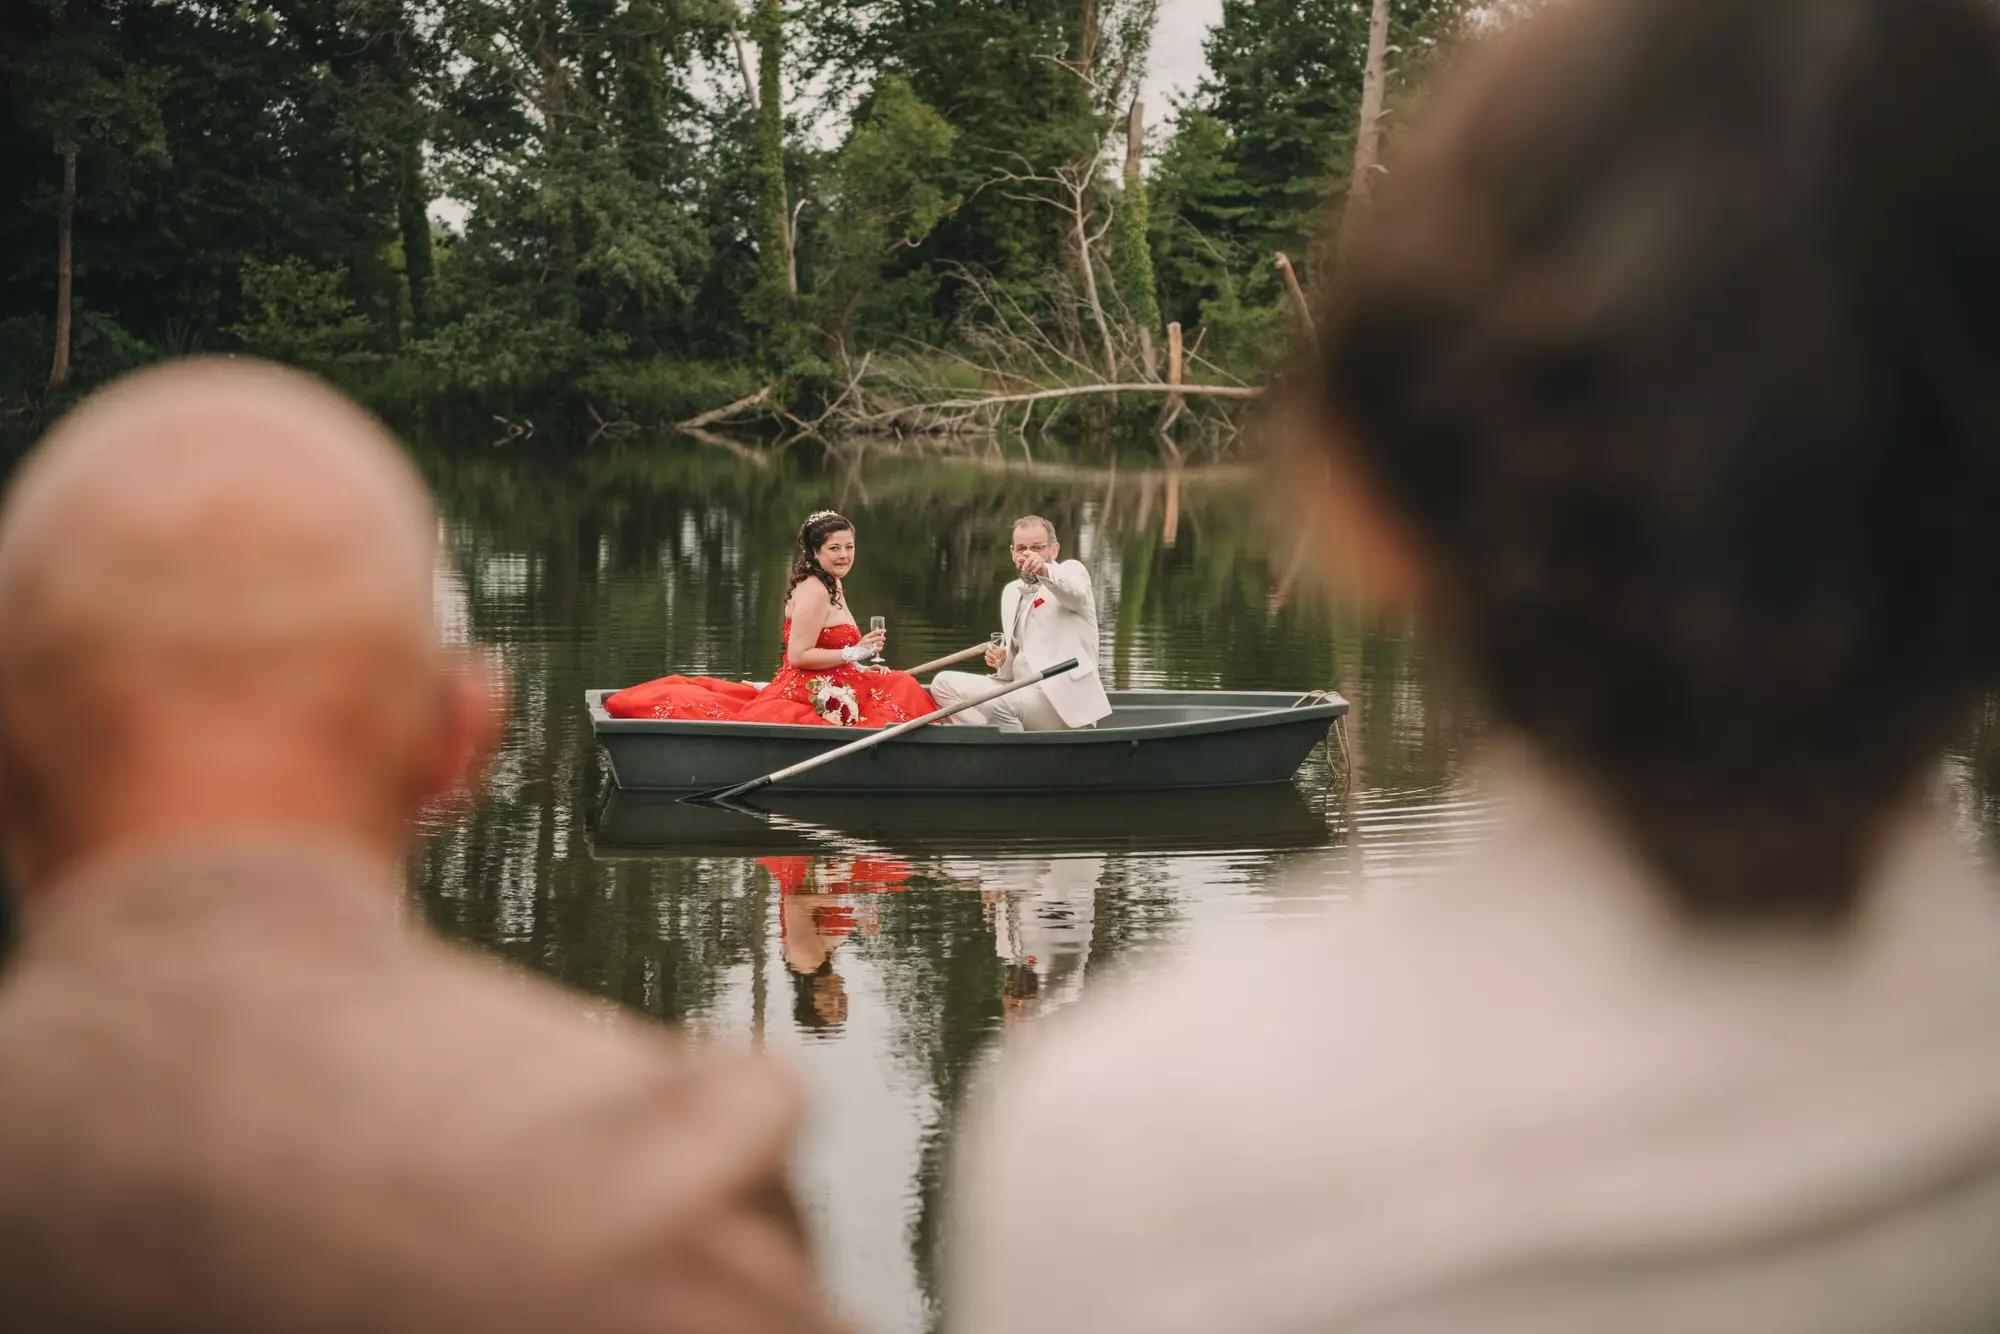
left=1147, top=107, right=1251, bottom=333
left=1109, top=99, right=1162, bottom=372
left=1145, top=0, right=1481, bottom=370
left=747, top=0, right=794, bottom=352
left=808, top=74, right=958, bottom=348
left=4, top=0, right=165, bottom=390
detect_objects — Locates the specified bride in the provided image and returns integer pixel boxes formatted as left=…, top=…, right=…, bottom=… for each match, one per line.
left=604, top=510, right=936, bottom=727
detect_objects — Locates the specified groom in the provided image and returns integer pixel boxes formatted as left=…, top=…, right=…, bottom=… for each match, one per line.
left=933, top=516, right=1112, bottom=732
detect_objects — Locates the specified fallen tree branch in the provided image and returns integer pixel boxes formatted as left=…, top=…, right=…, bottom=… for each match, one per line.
left=860, top=380, right=1261, bottom=424
left=678, top=385, right=773, bottom=430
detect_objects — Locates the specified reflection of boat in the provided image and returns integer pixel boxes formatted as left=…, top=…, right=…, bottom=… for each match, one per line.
left=590, top=783, right=1333, bottom=859
left=585, top=689, right=1347, bottom=793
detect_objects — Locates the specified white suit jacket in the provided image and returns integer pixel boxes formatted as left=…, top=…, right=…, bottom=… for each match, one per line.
left=997, top=560, right=1111, bottom=728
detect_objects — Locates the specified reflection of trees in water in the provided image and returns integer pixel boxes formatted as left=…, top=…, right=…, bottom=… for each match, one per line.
left=1952, top=695, right=2000, bottom=847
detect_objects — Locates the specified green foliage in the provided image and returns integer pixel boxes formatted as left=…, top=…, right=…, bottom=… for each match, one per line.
left=808, top=74, right=958, bottom=345
left=227, top=257, right=374, bottom=365
left=0, top=0, right=1489, bottom=419
left=0, top=307, right=155, bottom=405
left=1146, top=0, right=1480, bottom=373
left=1149, top=108, right=1254, bottom=332
left=0, top=316, right=53, bottom=402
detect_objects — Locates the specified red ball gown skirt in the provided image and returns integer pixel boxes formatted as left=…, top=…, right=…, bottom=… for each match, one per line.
left=604, top=622, right=936, bottom=728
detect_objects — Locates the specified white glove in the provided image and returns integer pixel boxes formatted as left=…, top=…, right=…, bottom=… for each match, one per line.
left=840, top=642, right=877, bottom=664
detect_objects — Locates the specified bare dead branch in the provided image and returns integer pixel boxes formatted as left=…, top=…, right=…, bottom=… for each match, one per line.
left=678, top=385, right=774, bottom=430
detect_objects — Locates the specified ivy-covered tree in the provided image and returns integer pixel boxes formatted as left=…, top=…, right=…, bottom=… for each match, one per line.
left=806, top=74, right=958, bottom=350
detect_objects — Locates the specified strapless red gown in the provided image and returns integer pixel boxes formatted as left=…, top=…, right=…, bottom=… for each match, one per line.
left=604, top=621, right=936, bottom=727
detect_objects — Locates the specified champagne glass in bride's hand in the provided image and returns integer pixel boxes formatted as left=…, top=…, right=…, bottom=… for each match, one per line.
left=863, top=615, right=888, bottom=669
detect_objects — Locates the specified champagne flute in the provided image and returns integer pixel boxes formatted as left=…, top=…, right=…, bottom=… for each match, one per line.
left=869, top=615, right=886, bottom=667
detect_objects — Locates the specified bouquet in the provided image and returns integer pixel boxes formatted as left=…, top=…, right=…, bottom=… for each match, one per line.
left=809, top=677, right=863, bottom=727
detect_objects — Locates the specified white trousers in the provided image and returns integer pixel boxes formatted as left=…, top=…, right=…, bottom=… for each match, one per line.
left=931, top=670, right=1072, bottom=733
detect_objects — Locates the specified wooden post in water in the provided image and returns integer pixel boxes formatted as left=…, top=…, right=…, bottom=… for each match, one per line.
left=1275, top=253, right=1316, bottom=348
left=1159, top=320, right=1187, bottom=456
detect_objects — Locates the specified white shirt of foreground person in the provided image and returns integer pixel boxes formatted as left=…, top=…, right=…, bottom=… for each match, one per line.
left=948, top=745, right=2000, bottom=1334
left=934, top=558, right=1111, bottom=731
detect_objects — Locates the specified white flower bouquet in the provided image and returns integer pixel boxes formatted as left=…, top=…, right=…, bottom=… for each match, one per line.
left=809, top=677, right=862, bottom=727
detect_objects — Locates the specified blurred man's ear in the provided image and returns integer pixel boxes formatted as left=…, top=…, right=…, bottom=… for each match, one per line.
left=1304, top=411, right=1432, bottom=614
left=0, top=736, right=14, bottom=842
left=412, top=648, right=509, bottom=812
left=0, top=720, right=31, bottom=896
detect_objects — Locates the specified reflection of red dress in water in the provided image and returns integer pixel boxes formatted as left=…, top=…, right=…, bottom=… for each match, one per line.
left=763, top=855, right=913, bottom=947
left=604, top=621, right=935, bottom=727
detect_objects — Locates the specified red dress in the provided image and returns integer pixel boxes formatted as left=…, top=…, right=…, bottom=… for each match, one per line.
left=604, top=621, right=936, bottom=727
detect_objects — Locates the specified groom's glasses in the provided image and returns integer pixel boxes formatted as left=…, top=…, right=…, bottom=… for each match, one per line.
left=1010, top=542, right=1051, bottom=556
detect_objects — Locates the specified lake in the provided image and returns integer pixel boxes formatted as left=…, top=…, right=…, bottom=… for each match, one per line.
left=410, top=432, right=1488, bottom=1332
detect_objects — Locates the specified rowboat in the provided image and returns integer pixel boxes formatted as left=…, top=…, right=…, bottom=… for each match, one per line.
left=584, top=687, right=1347, bottom=794
left=589, top=783, right=1335, bottom=859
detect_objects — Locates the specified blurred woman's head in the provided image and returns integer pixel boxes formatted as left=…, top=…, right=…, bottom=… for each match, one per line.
left=1314, top=0, right=2000, bottom=923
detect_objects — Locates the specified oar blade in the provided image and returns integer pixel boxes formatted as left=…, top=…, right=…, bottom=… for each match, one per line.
left=681, top=776, right=770, bottom=806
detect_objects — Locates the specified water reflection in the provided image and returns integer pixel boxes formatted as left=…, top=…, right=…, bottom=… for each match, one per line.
left=768, top=856, right=913, bottom=1037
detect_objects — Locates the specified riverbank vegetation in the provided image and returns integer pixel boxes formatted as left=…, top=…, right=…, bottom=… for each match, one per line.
left=2, top=0, right=1499, bottom=449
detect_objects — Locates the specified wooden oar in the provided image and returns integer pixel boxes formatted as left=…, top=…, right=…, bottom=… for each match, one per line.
left=682, top=658, right=1080, bottom=806
left=903, top=642, right=993, bottom=677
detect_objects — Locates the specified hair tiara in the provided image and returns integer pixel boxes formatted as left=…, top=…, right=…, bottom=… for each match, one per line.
left=807, top=510, right=843, bottom=524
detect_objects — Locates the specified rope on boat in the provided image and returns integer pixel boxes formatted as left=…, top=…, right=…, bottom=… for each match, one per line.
left=1290, top=690, right=1354, bottom=782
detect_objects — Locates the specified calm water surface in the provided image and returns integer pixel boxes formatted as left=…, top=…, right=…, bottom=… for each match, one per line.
left=406, top=434, right=2000, bottom=1332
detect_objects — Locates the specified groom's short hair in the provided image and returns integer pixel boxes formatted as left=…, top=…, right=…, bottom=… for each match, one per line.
left=1012, top=515, right=1057, bottom=545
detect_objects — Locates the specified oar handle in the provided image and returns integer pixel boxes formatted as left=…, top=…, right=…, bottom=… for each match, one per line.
left=902, top=643, right=991, bottom=676
left=688, top=658, right=1081, bottom=805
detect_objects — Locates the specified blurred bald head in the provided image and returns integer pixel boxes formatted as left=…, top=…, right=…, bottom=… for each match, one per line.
left=0, top=359, right=497, bottom=893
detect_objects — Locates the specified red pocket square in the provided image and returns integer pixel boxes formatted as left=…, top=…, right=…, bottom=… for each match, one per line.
left=1033, top=597, right=1046, bottom=609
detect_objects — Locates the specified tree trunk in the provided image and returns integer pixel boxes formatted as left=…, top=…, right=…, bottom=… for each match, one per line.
left=752, top=0, right=795, bottom=318
left=1124, top=101, right=1156, bottom=377
left=399, top=142, right=435, bottom=336
left=49, top=148, right=76, bottom=391
left=729, top=23, right=758, bottom=109
left=1079, top=0, right=1101, bottom=85
left=1072, top=194, right=1119, bottom=382
left=1340, top=0, right=1393, bottom=261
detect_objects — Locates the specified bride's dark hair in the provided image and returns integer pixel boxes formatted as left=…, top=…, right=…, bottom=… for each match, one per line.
left=789, top=510, right=853, bottom=607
